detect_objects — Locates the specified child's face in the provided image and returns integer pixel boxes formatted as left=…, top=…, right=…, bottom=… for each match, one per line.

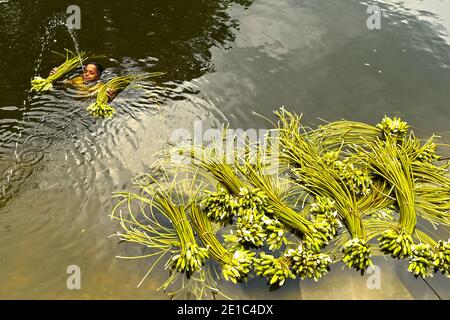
left=83, top=64, right=100, bottom=82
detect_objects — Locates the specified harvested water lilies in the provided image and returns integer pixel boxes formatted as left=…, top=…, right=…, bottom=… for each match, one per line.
left=201, top=184, right=284, bottom=248
left=237, top=187, right=272, bottom=216
left=200, top=186, right=270, bottom=223
left=235, top=209, right=267, bottom=247
left=335, top=161, right=373, bottom=196
left=201, top=187, right=238, bottom=221
left=341, top=238, right=373, bottom=272
left=309, top=196, right=342, bottom=239
left=286, top=245, right=332, bottom=281
left=200, top=184, right=277, bottom=247
left=291, top=160, right=369, bottom=258
left=357, top=137, right=418, bottom=259
left=272, top=110, right=371, bottom=257
left=254, top=251, right=296, bottom=286
left=31, top=50, right=88, bottom=92
left=416, top=142, right=441, bottom=164
left=110, top=109, right=450, bottom=299
left=238, top=161, right=328, bottom=252
left=222, top=214, right=287, bottom=251
left=402, top=133, right=443, bottom=164
left=222, top=231, right=244, bottom=252
left=263, top=216, right=287, bottom=251
left=112, top=173, right=209, bottom=278
left=376, top=115, right=410, bottom=138
left=378, top=229, right=413, bottom=259
left=86, top=72, right=164, bottom=118
left=190, top=204, right=255, bottom=283
left=408, top=243, right=436, bottom=278
left=433, top=240, right=450, bottom=275
left=222, top=249, right=255, bottom=283
left=86, top=75, right=135, bottom=118
left=144, top=194, right=208, bottom=273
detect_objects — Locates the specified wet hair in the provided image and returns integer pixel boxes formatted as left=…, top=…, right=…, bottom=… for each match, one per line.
left=87, top=62, right=104, bottom=76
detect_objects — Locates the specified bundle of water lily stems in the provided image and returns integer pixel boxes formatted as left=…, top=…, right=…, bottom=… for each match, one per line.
left=86, top=72, right=165, bottom=118
left=31, top=50, right=89, bottom=92
left=111, top=108, right=450, bottom=299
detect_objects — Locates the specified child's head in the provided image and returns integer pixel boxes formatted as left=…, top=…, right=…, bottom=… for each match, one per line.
left=83, top=62, right=104, bottom=82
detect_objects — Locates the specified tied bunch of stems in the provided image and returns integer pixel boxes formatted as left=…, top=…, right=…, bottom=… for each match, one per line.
left=254, top=251, right=296, bottom=286
left=293, top=163, right=373, bottom=270
left=401, top=133, right=442, bottom=164
left=407, top=243, right=436, bottom=278
left=31, top=50, right=88, bottom=92
left=319, top=150, right=374, bottom=197
left=168, top=205, right=209, bottom=273
left=189, top=204, right=255, bottom=283
left=263, top=216, right=287, bottom=251
left=273, top=109, right=367, bottom=239
left=222, top=214, right=287, bottom=252
left=254, top=244, right=332, bottom=286
left=111, top=167, right=231, bottom=299
left=238, top=161, right=327, bottom=252
left=202, top=184, right=285, bottom=248
left=433, top=240, right=450, bottom=275
left=407, top=230, right=450, bottom=278
left=334, top=160, right=374, bottom=196
left=274, top=110, right=385, bottom=271
left=379, top=228, right=414, bottom=259
left=188, top=146, right=289, bottom=249
left=234, top=187, right=275, bottom=247
left=86, top=72, right=164, bottom=118
left=110, top=109, right=450, bottom=298
left=309, top=196, right=343, bottom=239
left=201, top=186, right=271, bottom=222
left=232, top=135, right=328, bottom=251
left=341, top=238, right=373, bottom=272
left=235, top=206, right=267, bottom=247
left=356, top=137, right=417, bottom=259
left=131, top=174, right=208, bottom=275
left=201, top=187, right=239, bottom=221
left=222, top=231, right=244, bottom=252
left=376, top=115, right=410, bottom=138
left=286, top=244, right=332, bottom=281
left=236, top=187, right=272, bottom=216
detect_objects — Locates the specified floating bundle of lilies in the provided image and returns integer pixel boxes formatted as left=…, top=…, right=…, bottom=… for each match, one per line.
left=111, top=109, right=450, bottom=298
left=31, top=49, right=88, bottom=92
left=86, top=72, right=165, bottom=118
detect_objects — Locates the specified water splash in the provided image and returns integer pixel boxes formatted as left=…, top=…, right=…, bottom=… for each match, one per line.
left=34, top=13, right=85, bottom=75
left=67, top=27, right=85, bottom=73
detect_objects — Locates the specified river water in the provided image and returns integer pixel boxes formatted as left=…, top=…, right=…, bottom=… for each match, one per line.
left=0, top=0, right=449, bottom=299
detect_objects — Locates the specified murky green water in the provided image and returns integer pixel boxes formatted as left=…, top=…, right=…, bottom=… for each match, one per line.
left=0, top=0, right=449, bottom=299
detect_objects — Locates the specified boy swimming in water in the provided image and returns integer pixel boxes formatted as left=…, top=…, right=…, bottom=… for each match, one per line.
left=50, top=62, right=117, bottom=101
